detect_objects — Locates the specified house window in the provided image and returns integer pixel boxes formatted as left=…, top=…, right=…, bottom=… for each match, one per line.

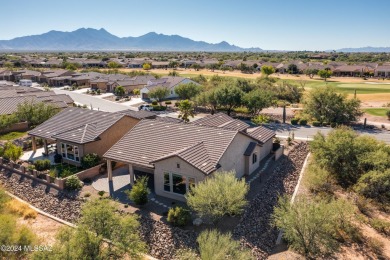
left=163, top=172, right=195, bottom=195
left=61, top=143, right=80, bottom=162
left=164, top=172, right=170, bottom=192
left=252, top=153, right=257, bottom=164
left=172, top=174, right=186, bottom=195
left=177, top=163, right=180, bottom=168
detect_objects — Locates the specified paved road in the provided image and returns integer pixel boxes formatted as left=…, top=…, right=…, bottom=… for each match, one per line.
left=267, top=124, right=390, bottom=144
left=53, top=88, right=137, bottom=112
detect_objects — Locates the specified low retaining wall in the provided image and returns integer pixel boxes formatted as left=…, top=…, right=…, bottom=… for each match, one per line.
left=274, top=145, right=284, bottom=161
left=0, top=157, right=103, bottom=190
left=0, top=122, right=29, bottom=134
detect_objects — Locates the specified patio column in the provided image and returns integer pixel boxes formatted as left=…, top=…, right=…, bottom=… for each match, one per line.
left=31, top=136, right=37, bottom=153
left=107, top=159, right=113, bottom=181
left=129, top=164, right=134, bottom=185
left=43, top=139, right=48, bottom=155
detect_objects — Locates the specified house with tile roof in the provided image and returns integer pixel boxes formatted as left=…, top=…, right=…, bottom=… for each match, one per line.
left=103, top=114, right=275, bottom=201
left=140, top=76, right=198, bottom=99
left=28, top=107, right=156, bottom=166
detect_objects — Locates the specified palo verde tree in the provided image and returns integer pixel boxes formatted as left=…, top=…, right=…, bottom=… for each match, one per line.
left=33, top=198, right=147, bottom=259
left=175, top=82, right=203, bottom=100
left=215, top=84, right=244, bottom=116
left=195, top=89, right=219, bottom=115
left=186, top=171, right=248, bottom=224
left=148, top=87, right=170, bottom=105
left=261, top=65, right=275, bottom=77
left=114, top=85, right=126, bottom=97
left=178, top=99, right=195, bottom=123
left=318, top=69, right=332, bottom=81
left=15, top=101, right=60, bottom=128
left=303, top=85, right=362, bottom=124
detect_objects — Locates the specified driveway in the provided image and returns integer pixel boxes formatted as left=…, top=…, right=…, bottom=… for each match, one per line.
left=52, top=88, right=137, bottom=112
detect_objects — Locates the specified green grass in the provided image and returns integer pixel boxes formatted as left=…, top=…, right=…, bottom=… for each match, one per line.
left=0, top=131, right=27, bottom=141
left=363, top=108, right=390, bottom=117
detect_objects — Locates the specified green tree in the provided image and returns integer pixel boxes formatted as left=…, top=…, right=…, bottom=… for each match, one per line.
left=261, top=65, right=275, bottom=77
left=142, top=63, right=152, bottom=70
left=65, top=62, right=81, bottom=71
left=197, top=230, right=254, bottom=260
left=304, top=68, right=319, bottom=78
left=191, top=63, right=201, bottom=71
left=16, top=101, right=60, bottom=128
left=310, top=127, right=390, bottom=187
left=133, top=88, right=140, bottom=96
left=272, top=196, right=356, bottom=258
left=196, top=89, right=218, bottom=115
left=0, top=114, right=19, bottom=131
left=107, top=61, right=121, bottom=68
left=318, top=69, right=332, bottom=81
left=178, top=100, right=195, bottom=123
left=215, top=84, right=244, bottom=116
left=287, top=64, right=299, bottom=74
left=175, top=82, right=203, bottom=100
left=355, top=169, right=390, bottom=204
left=127, top=176, right=149, bottom=205
left=34, top=199, right=146, bottom=260
left=114, top=86, right=126, bottom=97
left=244, top=89, right=274, bottom=115
left=186, top=171, right=248, bottom=224
left=168, top=61, right=179, bottom=68
left=191, top=74, right=207, bottom=85
left=148, top=87, right=169, bottom=105
left=303, top=86, right=362, bottom=124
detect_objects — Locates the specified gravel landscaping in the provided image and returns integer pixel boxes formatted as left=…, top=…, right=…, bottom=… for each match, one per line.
left=233, top=142, right=309, bottom=259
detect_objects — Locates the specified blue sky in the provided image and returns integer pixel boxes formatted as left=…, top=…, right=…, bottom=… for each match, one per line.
left=2, top=0, right=389, bottom=51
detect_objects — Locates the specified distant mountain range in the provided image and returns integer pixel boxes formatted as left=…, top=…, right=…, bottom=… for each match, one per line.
left=0, top=28, right=263, bottom=52
left=335, top=46, right=390, bottom=53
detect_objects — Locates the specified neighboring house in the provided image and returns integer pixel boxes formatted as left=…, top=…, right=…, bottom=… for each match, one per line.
left=140, top=76, right=198, bottom=99
left=375, top=65, right=390, bottom=78
left=19, top=79, right=32, bottom=87
left=332, top=65, right=371, bottom=77
left=28, top=107, right=156, bottom=166
left=103, top=114, right=275, bottom=201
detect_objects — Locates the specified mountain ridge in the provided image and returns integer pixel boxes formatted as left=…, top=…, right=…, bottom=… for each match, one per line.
left=0, top=28, right=263, bottom=52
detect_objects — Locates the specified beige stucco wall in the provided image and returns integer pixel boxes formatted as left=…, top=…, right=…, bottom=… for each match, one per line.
left=218, top=133, right=262, bottom=178
left=154, top=156, right=206, bottom=201
left=259, top=138, right=273, bottom=161
left=84, top=116, right=140, bottom=157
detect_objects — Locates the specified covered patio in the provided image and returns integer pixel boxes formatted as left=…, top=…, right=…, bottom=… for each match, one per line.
left=20, top=146, right=56, bottom=164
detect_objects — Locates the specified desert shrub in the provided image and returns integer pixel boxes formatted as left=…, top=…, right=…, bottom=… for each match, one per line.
left=126, top=176, right=149, bottom=205
left=34, top=159, right=51, bottom=171
left=367, top=237, right=384, bottom=258
left=84, top=193, right=91, bottom=198
left=61, top=168, right=73, bottom=178
left=98, top=190, right=105, bottom=197
left=290, top=118, right=299, bottom=125
left=6, top=200, right=37, bottom=219
left=165, top=101, right=172, bottom=105
left=197, top=229, right=254, bottom=260
left=370, top=218, right=390, bottom=236
left=299, top=119, right=307, bottom=126
left=96, top=89, right=101, bottom=95
left=354, top=170, right=390, bottom=204
left=167, top=206, right=191, bottom=226
left=151, top=100, right=158, bottom=105
left=312, top=121, right=321, bottom=127
left=272, top=196, right=356, bottom=258
left=304, top=163, right=333, bottom=194
left=252, top=114, right=271, bottom=125
left=2, top=142, right=23, bottom=161
left=65, top=175, right=82, bottom=190
left=54, top=153, right=62, bottom=163
left=152, top=105, right=166, bottom=111
left=81, top=153, right=101, bottom=169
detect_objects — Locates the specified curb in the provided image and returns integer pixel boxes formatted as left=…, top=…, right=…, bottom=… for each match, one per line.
left=275, top=152, right=311, bottom=245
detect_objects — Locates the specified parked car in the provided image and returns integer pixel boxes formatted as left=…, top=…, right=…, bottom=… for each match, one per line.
left=138, top=104, right=154, bottom=111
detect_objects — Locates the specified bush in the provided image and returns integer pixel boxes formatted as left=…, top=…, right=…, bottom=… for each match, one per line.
left=370, top=218, right=390, bottom=236
left=151, top=100, right=158, bottom=105
left=167, top=206, right=191, bottom=226
left=152, top=105, right=167, bottom=111
left=34, top=159, right=51, bottom=171
left=54, top=153, right=62, bottom=163
left=84, top=193, right=91, bottom=198
left=2, top=142, right=23, bottom=161
left=175, top=101, right=180, bottom=107
left=65, top=175, right=82, bottom=190
left=81, top=153, right=101, bottom=169
left=98, top=190, right=105, bottom=197
left=354, top=169, right=390, bottom=204
left=290, top=118, right=299, bottom=125
left=165, top=101, right=172, bottom=105
left=6, top=200, right=37, bottom=219
left=330, top=122, right=337, bottom=128
left=252, top=114, right=270, bottom=125
left=368, top=238, right=384, bottom=257
left=386, top=110, right=390, bottom=119
left=61, top=168, right=73, bottom=178
left=304, top=163, right=333, bottom=194
left=312, top=121, right=321, bottom=127
left=126, top=176, right=149, bottom=205
left=299, top=119, right=307, bottom=126
left=96, top=89, right=101, bottom=95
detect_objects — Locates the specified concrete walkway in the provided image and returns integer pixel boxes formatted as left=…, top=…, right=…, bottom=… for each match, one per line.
left=20, top=147, right=56, bottom=164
